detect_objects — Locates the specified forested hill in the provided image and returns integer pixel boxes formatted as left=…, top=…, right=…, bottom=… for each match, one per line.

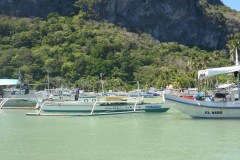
left=0, top=0, right=240, bottom=50
left=0, top=14, right=230, bottom=90
left=0, top=0, right=239, bottom=90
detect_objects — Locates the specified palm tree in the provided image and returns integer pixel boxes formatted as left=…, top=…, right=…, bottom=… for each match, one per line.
left=227, top=35, right=240, bottom=65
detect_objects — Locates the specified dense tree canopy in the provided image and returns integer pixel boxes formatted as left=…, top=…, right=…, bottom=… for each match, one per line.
left=0, top=13, right=236, bottom=91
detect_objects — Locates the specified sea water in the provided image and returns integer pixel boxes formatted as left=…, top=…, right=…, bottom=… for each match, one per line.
left=0, top=109, right=240, bottom=160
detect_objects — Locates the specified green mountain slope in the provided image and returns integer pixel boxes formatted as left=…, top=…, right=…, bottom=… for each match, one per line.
left=0, top=14, right=230, bottom=90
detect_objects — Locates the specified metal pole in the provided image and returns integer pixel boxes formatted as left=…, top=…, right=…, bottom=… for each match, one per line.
left=235, top=46, right=240, bottom=100
left=47, top=70, right=50, bottom=92
left=100, top=73, right=104, bottom=94
left=238, top=73, right=240, bottom=101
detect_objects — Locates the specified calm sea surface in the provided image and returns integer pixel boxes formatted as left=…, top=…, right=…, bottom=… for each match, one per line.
left=0, top=109, right=240, bottom=160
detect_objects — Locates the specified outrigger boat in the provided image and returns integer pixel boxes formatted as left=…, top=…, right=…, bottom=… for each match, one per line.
left=0, top=79, right=41, bottom=109
left=164, top=48, right=240, bottom=118
left=27, top=96, right=169, bottom=116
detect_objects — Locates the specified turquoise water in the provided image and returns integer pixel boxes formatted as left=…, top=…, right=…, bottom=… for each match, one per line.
left=1, top=109, right=240, bottom=160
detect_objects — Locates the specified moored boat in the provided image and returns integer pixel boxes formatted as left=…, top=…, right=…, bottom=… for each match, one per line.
left=0, top=79, right=41, bottom=109
left=31, top=95, right=169, bottom=116
left=164, top=93, right=240, bottom=118
left=164, top=48, right=240, bottom=119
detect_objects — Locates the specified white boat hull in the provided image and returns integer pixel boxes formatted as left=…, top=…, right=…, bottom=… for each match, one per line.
left=0, top=91, right=40, bottom=108
left=0, top=98, right=39, bottom=108
left=164, top=94, right=240, bottom=118
left=41, top=101, right=169, bottom=113
left=1, top=99, right=36, bottom=107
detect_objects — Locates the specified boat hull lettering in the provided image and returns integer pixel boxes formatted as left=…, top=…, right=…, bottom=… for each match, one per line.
left=205, top=111, right=223, bottom=114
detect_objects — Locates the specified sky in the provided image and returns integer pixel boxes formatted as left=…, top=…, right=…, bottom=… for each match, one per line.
left=221, top=0, right=240, bottom=11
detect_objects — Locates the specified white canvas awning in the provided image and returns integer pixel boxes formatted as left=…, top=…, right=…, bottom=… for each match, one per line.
left=0, top=79, right=21, bottom=86
left=198, top=65, right=240, bottom=80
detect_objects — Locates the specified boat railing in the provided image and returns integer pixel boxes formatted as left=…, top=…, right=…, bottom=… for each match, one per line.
left=36, top=100, right=49, bottom=115
left=89, top=96, right=144, bottom=114
left=90, top=101, right=98, bottom=115
left=133, top=97, right=139, bottom=112
left=0, top=97, right=43, bottom=109
left=29, top=96, right=145, bottom=116
left=162, top=92, right=165, bottom=103
left=0, top=98, right=9, bottom=108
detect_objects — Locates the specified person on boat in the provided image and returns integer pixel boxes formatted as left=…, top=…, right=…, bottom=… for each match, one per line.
left=194, top=91, right=204, bottom=100
left=21, top=83, right=29, bottom=94
left=75, top=84, right=80, bottom=101
left=205, top=95, right=214, bottom=102
left=0, top=87, right=4, bottom=98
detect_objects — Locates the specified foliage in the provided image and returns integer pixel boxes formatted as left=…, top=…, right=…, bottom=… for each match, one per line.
left=0, top=14, right=232, bottom=90
left=227, top=33, right=240, bottom=64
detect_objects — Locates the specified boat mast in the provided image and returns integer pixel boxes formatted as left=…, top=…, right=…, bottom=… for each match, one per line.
left=236, top=47, right=240, bottom=100
left=137, top=81, right=140, bottom=98
left=47, top=69, right=50, bottom=92
left=18, top=69, right=22, bottom=82
left=100, top=73, right=104, bottom=94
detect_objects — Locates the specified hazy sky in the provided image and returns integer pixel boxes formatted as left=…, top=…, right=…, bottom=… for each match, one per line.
left=221, top=0, right=240, bottom=11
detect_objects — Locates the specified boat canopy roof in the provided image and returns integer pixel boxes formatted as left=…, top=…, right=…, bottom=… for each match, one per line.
left=0, top=79, right=21, bottom=86
left=198, top=65, right=240, bottom=80
left=216, top=83, right=235, bottom=89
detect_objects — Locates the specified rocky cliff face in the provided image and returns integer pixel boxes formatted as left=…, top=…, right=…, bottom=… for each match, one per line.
left=0, top=0, right=231, bottom=50
left=0, top=0, right=77, bottom=18
left=97, top=0, right=227, bottom=50
left=207, top=0, right=223, bottom=5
